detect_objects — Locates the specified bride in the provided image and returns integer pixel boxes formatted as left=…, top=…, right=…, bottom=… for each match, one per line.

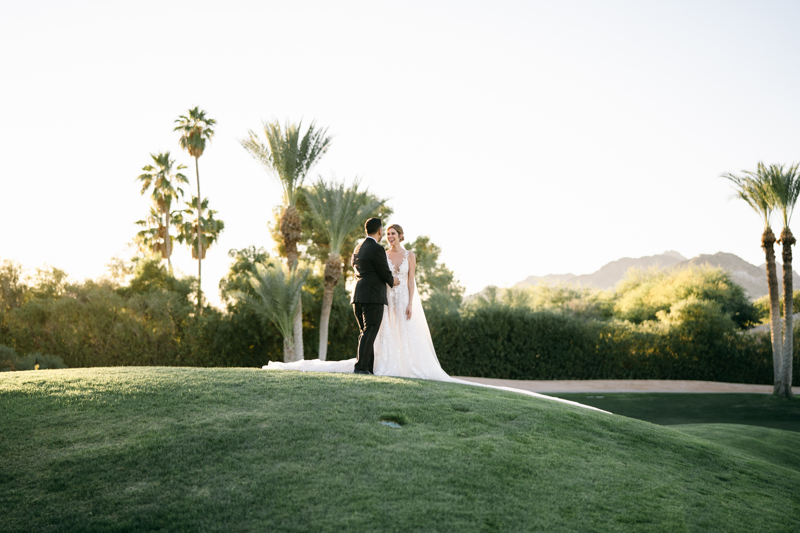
left=371, top=224, right=449, bottom=379
left=265, top=224, right=602, bottom=411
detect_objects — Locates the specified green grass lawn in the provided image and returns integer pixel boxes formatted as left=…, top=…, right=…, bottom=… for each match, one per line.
left=2, top=368, right=799, bottom=532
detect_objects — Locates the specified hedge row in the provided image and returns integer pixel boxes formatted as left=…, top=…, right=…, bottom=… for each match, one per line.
left=429, top=307, right=797, bottom=385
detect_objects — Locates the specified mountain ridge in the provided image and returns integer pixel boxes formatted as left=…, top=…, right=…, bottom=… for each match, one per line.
left=512, top=251, right=800, bottom=301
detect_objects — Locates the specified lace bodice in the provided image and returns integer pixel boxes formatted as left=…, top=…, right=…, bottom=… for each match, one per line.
left=387, top=249, right=409, bottom=311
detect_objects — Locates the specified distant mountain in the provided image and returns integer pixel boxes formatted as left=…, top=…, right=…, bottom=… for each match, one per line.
left=512, top=251, right=800, bottom=301
left=514, top=251, right=687, bottom=291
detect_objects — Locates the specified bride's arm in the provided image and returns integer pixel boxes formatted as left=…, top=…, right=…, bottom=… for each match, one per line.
left=406, top=252, right=416, bottom=320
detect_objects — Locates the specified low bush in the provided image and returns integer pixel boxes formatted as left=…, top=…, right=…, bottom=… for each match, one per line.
left=0, top=344, right=67, bottom=371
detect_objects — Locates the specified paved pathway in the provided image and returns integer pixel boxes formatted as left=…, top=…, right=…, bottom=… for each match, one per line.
left=455, top=377, right=800, bottom=394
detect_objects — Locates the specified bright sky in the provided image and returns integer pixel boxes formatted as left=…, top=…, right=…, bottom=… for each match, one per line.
left=3, top=0, right=800, bottom=307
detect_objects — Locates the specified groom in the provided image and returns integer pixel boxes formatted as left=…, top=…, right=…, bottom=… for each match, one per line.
left=351, top=217, right=399, bottom=375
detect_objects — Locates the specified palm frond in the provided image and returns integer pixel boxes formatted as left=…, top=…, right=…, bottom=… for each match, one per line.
left=174, top=107, right=215, bottom=158
left=721, top=163, right=774, bottom=229
left=240, top=131, right=275, bottom=174
left=175, top=196, right=225, bottom=257
left=239, top=119, right=332, bottom=206
left=764, top=163, right=800, bottom=228
left=305, top=177, right=384, bottom=255
left=137, top=152, right=186, bottom=216
left=230, top=260, right=309, bottom=340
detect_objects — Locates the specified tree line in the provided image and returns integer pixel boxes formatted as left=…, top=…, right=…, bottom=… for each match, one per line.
left=3, top=256, right=792, bottom=388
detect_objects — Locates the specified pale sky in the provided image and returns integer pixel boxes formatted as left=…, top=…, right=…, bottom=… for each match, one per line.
left=3, top=0, right=800, bottom=307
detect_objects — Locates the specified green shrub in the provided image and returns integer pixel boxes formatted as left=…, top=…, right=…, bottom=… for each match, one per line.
left=466, top=284, right=614, bottom=321
left=614, top=265, right=760, bottom=328
left=0, top=252, right=361, bottom=369
left=431, top=307, right=600, bottom=379
left=0, top=344, right=67, bottom=371
left=429, top=306, right=793, bottom=385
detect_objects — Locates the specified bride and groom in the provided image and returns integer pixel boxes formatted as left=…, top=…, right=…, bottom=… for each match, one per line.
left=266, top=217, right=449, bottom=381
left=264, top=219, right=603, bottom=411
left=351, top=217, right=449, bottom=379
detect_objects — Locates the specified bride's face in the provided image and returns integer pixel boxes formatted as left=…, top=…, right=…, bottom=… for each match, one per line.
left=387, top=228, right=399, bottom=246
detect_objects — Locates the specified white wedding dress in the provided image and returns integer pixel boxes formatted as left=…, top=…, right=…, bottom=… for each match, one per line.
left=265, top=248, right=602, bottom=412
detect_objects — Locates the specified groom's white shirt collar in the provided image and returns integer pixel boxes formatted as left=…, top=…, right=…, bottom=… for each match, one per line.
left=366, top=236, right=378, bottom=243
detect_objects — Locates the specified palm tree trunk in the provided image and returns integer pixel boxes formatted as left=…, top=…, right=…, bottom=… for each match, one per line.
left=282, top=336, right=295, bottom=363
left=291, top=304, right=303, bottom=361
left=288, top=240, right=303, bottom=361
left=763, top=228, right=784, bottom=394
left=165, top=210, right=172, bottom=273
left=781, top=228, right=796, bottom=398
left=281, top=205, right=304, bottom=361
left=318, top=253, right=343, bottom=361
left=195, top=156, right=203, bottom=313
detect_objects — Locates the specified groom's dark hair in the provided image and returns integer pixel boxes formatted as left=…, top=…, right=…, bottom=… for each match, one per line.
left=365, top=217, right=382, bottom=235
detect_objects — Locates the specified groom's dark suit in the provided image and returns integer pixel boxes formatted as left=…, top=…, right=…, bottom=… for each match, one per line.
left=351, top=236, right=395, bottom=373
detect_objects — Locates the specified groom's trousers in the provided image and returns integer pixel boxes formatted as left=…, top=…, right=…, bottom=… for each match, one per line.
left=353, top=302, right=384, bottom=373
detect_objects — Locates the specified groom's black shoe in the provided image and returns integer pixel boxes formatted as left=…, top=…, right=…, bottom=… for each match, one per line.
left=354, top=369, right=373, bottom=375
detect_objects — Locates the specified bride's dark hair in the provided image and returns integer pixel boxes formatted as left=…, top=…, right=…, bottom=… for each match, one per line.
left=387, top=224, right=404, bottom=242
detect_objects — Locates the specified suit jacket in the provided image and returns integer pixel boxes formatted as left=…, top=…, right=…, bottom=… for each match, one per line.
left=350, top=237, right=395, bottom=305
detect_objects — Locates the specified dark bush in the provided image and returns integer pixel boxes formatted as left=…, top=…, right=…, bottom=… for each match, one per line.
left=431, top=307, right=600, bottom=379
left=0, top=344, right=67, bottom=371
left=430, top=306, right=795, bottom=385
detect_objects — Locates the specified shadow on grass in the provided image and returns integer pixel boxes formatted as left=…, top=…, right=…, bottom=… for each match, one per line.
left=550, top=393, right=800, bottom=432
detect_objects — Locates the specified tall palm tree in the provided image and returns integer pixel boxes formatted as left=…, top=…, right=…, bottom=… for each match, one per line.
left=305, top=178, right=382, bottom=360
left=174, top=196, right=225, bottom=307
left=240, top=120, right=332, bottom=360
left=766, top=163, right=800, bottom=398
left=174, top=107, right=216, bottom=311
left=136, top=152, right=188, bottom=270
left=231, top=260, right=310, bottom=362
left=723, top=163, right=784, bottom=394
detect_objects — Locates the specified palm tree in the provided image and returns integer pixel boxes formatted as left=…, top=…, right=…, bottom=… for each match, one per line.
left=305, top=178, right=383, bottom=360
left=231, top=260, right=310, bottom=362
left=174, top=196, right=225, bottom=302
left=136, top=152, right=188, bottom=270
left=722, top=163, right=784, bottom=395
left=765, top=163, right=800, bottom=398
left=240, top=120, right=332, bottom=361
left=174, top=107, right=216, bottom=311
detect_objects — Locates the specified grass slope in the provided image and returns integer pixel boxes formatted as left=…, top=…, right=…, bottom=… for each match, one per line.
left=1, top=368, right=799, bottom=532
left=671, top=424, right=800, bottom=474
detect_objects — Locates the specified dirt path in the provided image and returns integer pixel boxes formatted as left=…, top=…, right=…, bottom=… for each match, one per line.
left=455, top=377, right=800, bottom=394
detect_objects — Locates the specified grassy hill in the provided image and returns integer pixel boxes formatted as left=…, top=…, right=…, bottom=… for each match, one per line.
left=1, top=367, right=799, bottom=532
